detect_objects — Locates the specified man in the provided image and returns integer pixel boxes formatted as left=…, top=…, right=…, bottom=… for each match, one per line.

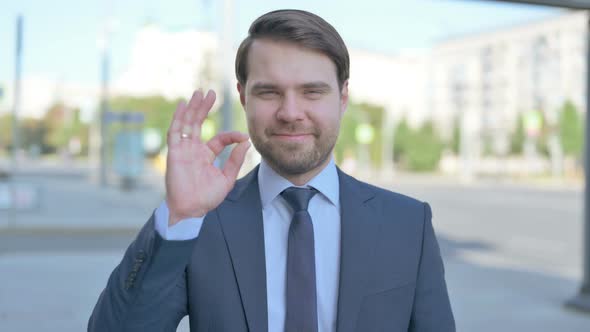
left=89, top=9, right=455, bottom=332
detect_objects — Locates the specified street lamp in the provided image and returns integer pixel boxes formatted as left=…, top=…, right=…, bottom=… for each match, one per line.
left=96, top=19, right=118, bottom=187
left=218, top=0, right=235, bottom=166
left=12, top=15, right=23, bottom=174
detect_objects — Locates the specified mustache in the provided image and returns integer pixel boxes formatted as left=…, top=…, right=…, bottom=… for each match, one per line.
left=266, top=124, right=320, bottom=136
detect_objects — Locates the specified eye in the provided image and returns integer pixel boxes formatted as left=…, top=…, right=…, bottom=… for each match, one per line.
left=258, top=90, right=280, bottom=99
left=304, top=89, right=323, bottom=99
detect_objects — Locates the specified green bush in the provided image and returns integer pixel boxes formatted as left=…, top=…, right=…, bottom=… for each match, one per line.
left=510, top=114, right=525, bottom=155
left=394, top=119, right=444, bottom=172
left=559, top=100, right=583, bottom=159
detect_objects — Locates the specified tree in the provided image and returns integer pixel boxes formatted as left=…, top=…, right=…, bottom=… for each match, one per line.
left=43, top=102, right=70, bottom=149
left=392, top=119, right=445, bottom=172
left=334, top=104, right=359, bottom=163
left=20, top=117, right=45, bottom=153
left=0, top=114, right=13, bottom=151
left=450, top=116, right=461, bottom=155
left=355, top=102, right=385, bottom=167
left=510, top=113, right=525, bottom=155
left=558, top=100, right=583, bottom=159
left=393, top=118, right=411, bottom=162
left=334, top=101, right=384, bottom=167
left=404, top=122, right=445, bottom=171
left=42, top=103, right=89, bottom=155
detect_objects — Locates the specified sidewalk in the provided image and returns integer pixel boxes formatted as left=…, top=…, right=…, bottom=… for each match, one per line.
left=0, top=160, right=165, bottom=231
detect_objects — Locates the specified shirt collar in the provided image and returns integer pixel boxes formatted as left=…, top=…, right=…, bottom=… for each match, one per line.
left=258, top=157, right=340, bottom=209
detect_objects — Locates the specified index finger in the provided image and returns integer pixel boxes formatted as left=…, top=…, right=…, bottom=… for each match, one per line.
left=206, top=131, right=250, bottom=156
left=193, top=90, right=217, bottom=129
left=169, top=100, right=187, bottom=134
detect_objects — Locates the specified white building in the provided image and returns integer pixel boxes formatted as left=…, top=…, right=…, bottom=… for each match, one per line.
left=349, top=48, right=431, bottom=127
left=430, top=10, right=587, bottom=151
left=113, top=24, right=221, bottom=101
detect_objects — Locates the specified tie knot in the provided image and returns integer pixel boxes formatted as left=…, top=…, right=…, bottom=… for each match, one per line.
left=280, top=187, right=317, bottom=212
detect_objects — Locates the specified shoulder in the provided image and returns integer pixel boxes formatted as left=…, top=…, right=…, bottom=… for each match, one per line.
left=339, top=169, right=425, bottom=206
left=365, top=179, right=424, bottom=208
left=338, top=169, right=430, bottom=221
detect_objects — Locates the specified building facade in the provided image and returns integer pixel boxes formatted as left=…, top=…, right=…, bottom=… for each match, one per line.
left=429, top=10, right=587, bottom=155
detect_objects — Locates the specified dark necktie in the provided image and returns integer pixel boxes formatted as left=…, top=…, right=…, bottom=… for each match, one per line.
left=281, top=187, right=318, bottom=332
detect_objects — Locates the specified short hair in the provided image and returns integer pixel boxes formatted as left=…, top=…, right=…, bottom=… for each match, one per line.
left=235, top=9, right=350, bottom=89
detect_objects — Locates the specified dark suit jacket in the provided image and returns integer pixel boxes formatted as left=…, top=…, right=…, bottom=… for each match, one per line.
left=89, top=167, right=455, bottom=331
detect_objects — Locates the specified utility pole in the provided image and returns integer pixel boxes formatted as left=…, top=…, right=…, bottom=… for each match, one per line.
left=99, top=37, right=109, bottom=186
left=12, top=15, right=23, bottom=174
left=97, top=19, right=114, bottom=187
left=218, top=0, right=234, bottom=166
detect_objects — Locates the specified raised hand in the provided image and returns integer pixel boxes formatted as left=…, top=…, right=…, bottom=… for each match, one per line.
left=165, top=89, right=250, bottom=226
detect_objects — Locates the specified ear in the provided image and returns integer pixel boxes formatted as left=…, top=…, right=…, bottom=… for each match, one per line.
left=237, top=82, right=246, bottom=107
left=339, top=80, right=349, bottom=115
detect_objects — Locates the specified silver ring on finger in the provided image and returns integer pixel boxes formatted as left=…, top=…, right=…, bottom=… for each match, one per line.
left=180, top=132, right=191, bottom=140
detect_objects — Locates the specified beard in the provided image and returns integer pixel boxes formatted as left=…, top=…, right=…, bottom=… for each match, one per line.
left=249, top=122, right=338, bottom=176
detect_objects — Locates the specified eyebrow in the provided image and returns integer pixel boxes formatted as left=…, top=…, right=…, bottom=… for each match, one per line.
left=300, top=82, right=332, bottom=91
left=250, top=83, right=279, bottom=92
left=250, top=81, right=333, bottom=93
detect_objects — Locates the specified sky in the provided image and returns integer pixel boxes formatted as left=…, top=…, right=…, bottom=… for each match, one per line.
left=0, top=0, right=562, bottom=94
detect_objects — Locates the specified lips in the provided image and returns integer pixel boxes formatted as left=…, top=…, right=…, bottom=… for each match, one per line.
left=272, top=133, right=313, bottom=141
left=273, top=133, right=312, bottom=136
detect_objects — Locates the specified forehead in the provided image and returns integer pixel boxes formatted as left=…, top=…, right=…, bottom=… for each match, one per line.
left=246, top=39, right=338, bottom=88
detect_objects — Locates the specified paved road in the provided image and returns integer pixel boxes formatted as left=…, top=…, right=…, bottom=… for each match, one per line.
left=1, top=170, right=589, bottom=331
left=391, top=181, right=589, bottom=331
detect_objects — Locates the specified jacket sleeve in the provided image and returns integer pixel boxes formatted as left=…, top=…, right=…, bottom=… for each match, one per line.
left=409, top=203, right=456, bottom=332
left=88, top=213, right=198, bottom=332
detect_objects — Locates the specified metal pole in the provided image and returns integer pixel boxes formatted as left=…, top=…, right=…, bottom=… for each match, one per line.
left=7, top=15, right=24, bottom=229
left=99, top=30, right=110, bottom=187
left=12, top=15, right=23, bottom=173
left=218, top=0, right=234, bottom=166
left=566, top=11, right=590, bottom=313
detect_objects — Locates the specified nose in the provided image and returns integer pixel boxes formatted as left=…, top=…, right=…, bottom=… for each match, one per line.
left=276, top=91, right=305, bottom=122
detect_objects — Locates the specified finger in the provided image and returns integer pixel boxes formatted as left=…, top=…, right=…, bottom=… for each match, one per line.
left=184, top=89, right=203, bottom=124
left=168, top=101, right=187, bottom=145
left=193, top=90, right=216, bottom=128
left=222, top=140, right=251, bottom=183
left=170, top=100, right=187, bottom=133
left=183, top=89, right=203, bottom=130
left=181, top=90, right=202, bottom=133
left=186, top=89, right=204, bottom=116
left=206, top=131, right=250, bottom=156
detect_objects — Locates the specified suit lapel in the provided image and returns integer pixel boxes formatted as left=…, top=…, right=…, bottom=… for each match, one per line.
left=336, top=169, right=379, bottom=332
left=217, top=167, right=268, bottom=332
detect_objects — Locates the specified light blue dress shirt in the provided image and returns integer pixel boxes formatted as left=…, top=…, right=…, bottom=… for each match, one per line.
left=154, top=158, right=341, bottom=332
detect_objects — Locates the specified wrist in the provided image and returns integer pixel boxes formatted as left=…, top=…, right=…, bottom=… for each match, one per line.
left=168, top=209, right=207, bottom=227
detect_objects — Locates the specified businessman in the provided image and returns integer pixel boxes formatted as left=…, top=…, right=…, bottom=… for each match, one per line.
left=89, top=9, right=455, bottom=332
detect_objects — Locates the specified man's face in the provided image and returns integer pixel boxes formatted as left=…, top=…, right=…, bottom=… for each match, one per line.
left=238, top=39, right=348, bottom=177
